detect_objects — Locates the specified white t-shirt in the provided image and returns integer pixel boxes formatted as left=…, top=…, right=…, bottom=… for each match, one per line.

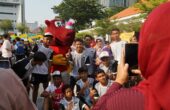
left=1, top=39, right=12, bottom=58
left=32, top=44, right=53, bottom=75
left=32, top=63, right=49, bottom=75
left=110, top=40, right=126, bottom=63
left=45, top=83, right=57, bottom=93
left=95, top=80, right=113, bottom=97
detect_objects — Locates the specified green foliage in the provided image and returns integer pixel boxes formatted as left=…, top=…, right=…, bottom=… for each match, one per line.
left=118, top=15, right=144, bottom=32
left=53, top=0, right=106, bottom=30
left=104, top=6, right=125, bottom=18
left=38, top=26, right=46, bottom=35
left=117, top=21, right=142, bottom=32
left=135, top=0, right=167, bottom=13
left=94, top=15, right=143, bottom=36
left=16, top=23, right=29, bottom=34
left=94, top=19, right=117, bottom=36
left=0, top=19, right=13, bottom=33
left=76, top=31, right=93, bottom=39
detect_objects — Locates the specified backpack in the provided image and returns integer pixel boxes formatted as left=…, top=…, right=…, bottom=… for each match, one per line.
left=15, top=42, right=25, bottom=55
left=12, top=57, right=30, bottom=79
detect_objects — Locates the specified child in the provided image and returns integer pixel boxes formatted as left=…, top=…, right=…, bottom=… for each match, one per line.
left=74, top=67, right=94, bottom=107
left=41, top=71, right=64, bottom=110
left=30, top=33, right=53, bottom=104
left=98, top=51, right=118, bottom=80
left=93, top=69, right=113, bottom=97
left=59, top=85, right=90, bottom=110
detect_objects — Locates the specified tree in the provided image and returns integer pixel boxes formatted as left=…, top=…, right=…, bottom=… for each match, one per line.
left=16, top=23, right=29, bottom=34
left=53, top=0, right=106, bottom=30
left=39, top=25, right=45, bottom=35
left=104, top=6, right=125, bottom=18
left=94, top=15, right=143, bottom=36
left=0, top=19, right=13, bottom=33
left=76, top=31, right=93, bottom=39
left=94, top=19, right=117, bottom=36
left=135, top=0, right=167, bottom=13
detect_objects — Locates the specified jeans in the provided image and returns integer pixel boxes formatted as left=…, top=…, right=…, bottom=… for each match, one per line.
left=0, top=60, right=10, bottom=68
left=0, top=58, right=11, bottom=69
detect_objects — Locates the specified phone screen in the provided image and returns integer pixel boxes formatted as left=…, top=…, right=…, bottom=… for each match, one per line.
left=125, top=43, right=138, bottom=76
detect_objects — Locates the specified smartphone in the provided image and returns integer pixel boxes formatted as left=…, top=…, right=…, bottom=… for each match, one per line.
left=125, top=43, right=138, bottom=76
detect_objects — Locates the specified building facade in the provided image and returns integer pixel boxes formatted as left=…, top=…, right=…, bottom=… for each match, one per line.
left=98, top=0, right=113, bottom=7
left=0, top=0, right=25, bottom=33
left=26, top=21, right=38, bottom=33
left=98, top=0, right=138, bottom=8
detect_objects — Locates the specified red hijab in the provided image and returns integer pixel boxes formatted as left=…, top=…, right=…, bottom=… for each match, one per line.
left=135, top=2, right=170, bottom=110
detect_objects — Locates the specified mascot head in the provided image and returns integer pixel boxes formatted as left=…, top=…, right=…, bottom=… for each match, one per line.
left=44, top=18, right=75, bottom=46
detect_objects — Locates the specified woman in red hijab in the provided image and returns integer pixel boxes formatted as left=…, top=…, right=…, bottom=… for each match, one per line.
left=92, top=2, right=170, bottom=110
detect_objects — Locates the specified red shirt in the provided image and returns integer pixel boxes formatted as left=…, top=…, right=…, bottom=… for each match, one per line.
left=52, top=83, right=64, bottom=110
left=92, top=82, right=144, bottom=110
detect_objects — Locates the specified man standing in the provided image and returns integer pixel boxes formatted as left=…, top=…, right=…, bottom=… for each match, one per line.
left=110, top=28, right=126, bottom=63
left=1, top=33, right=13, bottom=68
left=84, top=35, right=96, bottom=77
left=14, top=37, right=25, bottom=61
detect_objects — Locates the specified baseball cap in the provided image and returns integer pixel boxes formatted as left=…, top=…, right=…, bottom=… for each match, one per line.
left=99, top=51, right=109, bottom=59
left=95, top=36, right=103, bottom=42
left=44, top=32, right=53, bottom=37
left=51, top=71, right=61, bottom=77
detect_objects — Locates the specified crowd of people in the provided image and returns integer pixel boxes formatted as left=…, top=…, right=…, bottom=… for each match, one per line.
left=0, top=27, right=141, bottom=110
left=0, top=2, right=170, bottom=110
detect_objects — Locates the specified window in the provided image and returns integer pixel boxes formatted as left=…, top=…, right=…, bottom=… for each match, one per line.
left=0, top=4, right=13, bottom=7
left=0, top=12, right=14, bottom=15
left=113, top=0, right=125, bottom=7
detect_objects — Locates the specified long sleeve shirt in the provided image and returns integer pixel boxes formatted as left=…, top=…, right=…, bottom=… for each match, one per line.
left=92, top=82, right=144, bottom=110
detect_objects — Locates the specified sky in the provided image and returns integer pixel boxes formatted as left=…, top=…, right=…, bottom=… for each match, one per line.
left=25, top=0, right=63, bottom=26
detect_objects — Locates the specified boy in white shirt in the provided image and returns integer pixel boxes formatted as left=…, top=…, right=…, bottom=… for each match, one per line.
left=98, top=51, right=118, bottom=80
left=94, top=69, right=113, bottom=97
left=110, top=28, right=126, bottom=63
left=74, top=67, right=94, bottom=107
